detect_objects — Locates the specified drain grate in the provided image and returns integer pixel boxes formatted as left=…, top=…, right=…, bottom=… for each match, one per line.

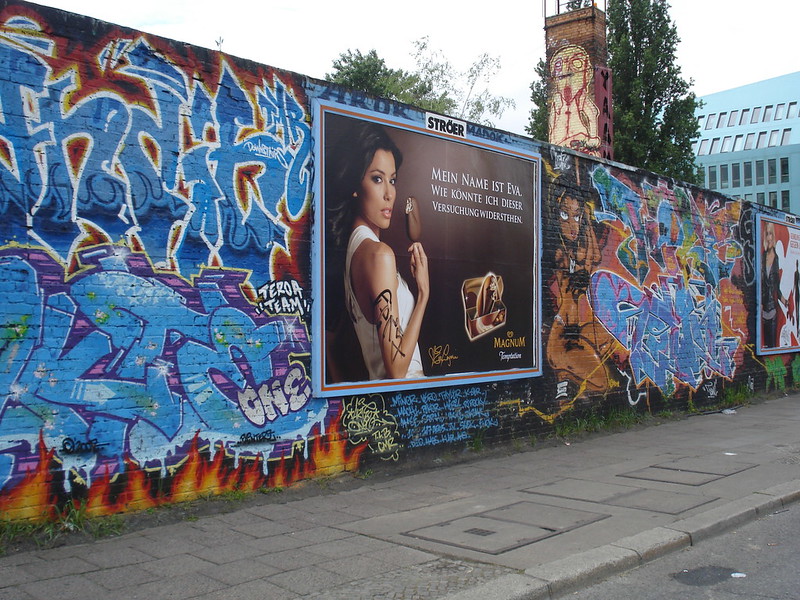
left=464, top=527, right=496, bottom=537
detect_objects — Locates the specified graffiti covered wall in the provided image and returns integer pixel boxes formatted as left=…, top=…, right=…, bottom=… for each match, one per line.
left=0, top=1, right=339, bottom=521
left=0, top=0, right=784, bottom=522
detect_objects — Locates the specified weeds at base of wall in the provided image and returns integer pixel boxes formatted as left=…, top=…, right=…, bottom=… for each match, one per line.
left=0, top=501, right=125, bottom=555
left=354, top=468, right=374, bottom=480
left=551, top=406, right=665, bottom=442
left=688, top=383, right=754, bottom=416
left=721, top=383, right=752, bottom=407
left=467, top=429, right=487, bottom=452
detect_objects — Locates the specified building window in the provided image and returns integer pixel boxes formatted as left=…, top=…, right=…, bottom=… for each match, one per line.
left=705, top=114, right=715, bottom=129
left=769, top=130, right=780, bottom=147
left=757, top=132, right=768, bottom=148
left=781, top=157, right=790, bottom=183
left=757, top=192, right=765, bottom=204
left=721, top=136, right=733, bottom=152
left=763, top=105, right=774, bottom=122
left=710, top=138, right=721, bottom=154
left=708, top=165, right=717, bottom=189
left=756, top=160, right=765, bottom=186
left=716, top=113, right=727, bottom=128
left=720, top=164, right=729, bottom=189
left=739, top=108, right=751, bottom=125
left=782, top=129, right=792, bottom=145
left=770, top=191, right=778, bottom=208
left=744, top=161, right=753, bottom=187
left=751, top=107, right=762, bottom=123
left=727, top=111, right=739, bottom=126
left=732, top=163, right=741, bottom=188
left=769, top=159, right=777, bottom=184
left=744, top=193, right=753, bottom=202
left=788, top=102, right=798, bottom=119
left=776, top=104, right=786, bottom=120
left=698, top=139, right=709, bottom=155
left=733, top=135, right=744, bottom=152
left=782, top=190, right=791, bottom=212
left=744, top=133, right=755, bottom=150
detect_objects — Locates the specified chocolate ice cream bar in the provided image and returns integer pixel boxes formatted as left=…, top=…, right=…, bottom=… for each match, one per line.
left=405, top=197, right=421, bottom=242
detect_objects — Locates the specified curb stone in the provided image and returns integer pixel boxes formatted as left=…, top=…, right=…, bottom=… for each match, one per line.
left=438, top=573, right=550, bottom=600
left=527, top=544, right=640, bottom=597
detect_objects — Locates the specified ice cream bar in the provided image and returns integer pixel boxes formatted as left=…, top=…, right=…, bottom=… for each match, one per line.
left=405, top=197, right=421, bottom=241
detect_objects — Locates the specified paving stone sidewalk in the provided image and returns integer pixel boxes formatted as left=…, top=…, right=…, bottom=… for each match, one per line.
left=2, top=394, right=800, bottom=600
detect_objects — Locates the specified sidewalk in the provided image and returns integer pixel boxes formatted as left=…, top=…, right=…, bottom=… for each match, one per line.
left=2, top=394, right=800, bottom=600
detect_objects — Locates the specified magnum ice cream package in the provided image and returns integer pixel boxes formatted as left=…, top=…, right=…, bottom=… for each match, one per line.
left=461, top=272, right=506, bottom=340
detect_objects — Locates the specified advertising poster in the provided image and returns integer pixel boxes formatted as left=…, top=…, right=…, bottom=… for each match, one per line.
left=757, top=214, right=800, bottom=355
left=313, top=104, right=541, bottom=396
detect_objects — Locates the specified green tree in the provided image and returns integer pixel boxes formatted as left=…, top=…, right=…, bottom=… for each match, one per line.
left=525, top=58, right=549, bottom=140
left=607, top=0, right=701, bottom=183
left=327, top=39, right=514, bottom=127
left=326, top=49, right=453, bottom=114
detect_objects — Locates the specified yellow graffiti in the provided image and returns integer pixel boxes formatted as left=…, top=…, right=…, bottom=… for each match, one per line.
left=342, top=395, right=402, bottom=461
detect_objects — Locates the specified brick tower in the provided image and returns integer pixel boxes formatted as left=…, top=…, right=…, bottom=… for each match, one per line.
left=544, top=1, right=613, bottom=160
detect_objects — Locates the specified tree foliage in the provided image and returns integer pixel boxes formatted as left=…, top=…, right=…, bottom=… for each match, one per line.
left=607, top=0, right=701, bottom=182
left=525, top=58, right=549, bottom=140
left=326, top=39, right=514, bottom=127
left=326, top=49, right=454, bottom=115
left=526, top=0, right=701, bottom=183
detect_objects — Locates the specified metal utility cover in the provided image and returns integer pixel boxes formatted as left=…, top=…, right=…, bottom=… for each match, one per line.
left=606, top=488, right=717, bottom=514
left=653, top=457, right=757, bottom=476
left=523, top=478, right=640, bottom=503
left=523, top=478, right=717, bottom=514
left=405, top=502, right=609, bottom=555
left=621, top=456, right=757, bottom=486
left=619, top=466, right=723, bottom=485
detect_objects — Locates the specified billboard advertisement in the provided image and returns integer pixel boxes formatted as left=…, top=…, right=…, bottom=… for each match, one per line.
left=312, top=103, right=542, bottom=396
left=757, top=214, right=800, bottom=355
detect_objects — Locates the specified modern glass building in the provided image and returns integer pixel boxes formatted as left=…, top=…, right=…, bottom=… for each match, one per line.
left=693, top=72, right=799, bottom=212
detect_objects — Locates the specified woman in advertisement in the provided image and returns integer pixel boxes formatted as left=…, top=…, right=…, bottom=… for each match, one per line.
left=761, top=220, right=786, bottom=349
left=327, top=120, right=429, bottom=380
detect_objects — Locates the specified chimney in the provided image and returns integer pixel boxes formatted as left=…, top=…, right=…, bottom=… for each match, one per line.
left=543, top=1, right=613, bottom=159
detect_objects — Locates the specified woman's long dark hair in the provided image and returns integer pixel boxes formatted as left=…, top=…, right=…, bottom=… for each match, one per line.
left=326, top=120, right=403, bottom=248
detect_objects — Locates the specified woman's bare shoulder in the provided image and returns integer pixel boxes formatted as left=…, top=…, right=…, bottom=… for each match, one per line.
left=351, top=239, right=397, bottom=297
left=353, top=238, right=396, bottom=267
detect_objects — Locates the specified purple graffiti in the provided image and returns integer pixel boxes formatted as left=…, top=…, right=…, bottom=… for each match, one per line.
left=591, top=270, right=740, bottom=390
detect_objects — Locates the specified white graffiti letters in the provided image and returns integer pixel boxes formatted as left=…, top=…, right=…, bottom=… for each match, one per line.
left=236, top=365, right=311, bottom=427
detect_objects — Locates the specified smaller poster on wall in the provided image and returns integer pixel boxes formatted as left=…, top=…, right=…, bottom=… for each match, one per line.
left=312, top=102, right=542, bottom=396
left=756, top=214, right=800, bottom=354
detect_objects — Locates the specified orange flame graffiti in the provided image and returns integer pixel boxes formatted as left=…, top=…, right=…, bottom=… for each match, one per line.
left=0, top=434, right=58, bottom=522
left=1, top=413, right=368, bottom=522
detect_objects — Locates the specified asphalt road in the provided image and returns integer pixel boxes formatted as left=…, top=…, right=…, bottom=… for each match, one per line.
left=566, top=500, right=800, bottom=599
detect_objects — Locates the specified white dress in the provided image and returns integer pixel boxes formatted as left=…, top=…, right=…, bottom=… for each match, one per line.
left=344, top=225, right=424, bottom=380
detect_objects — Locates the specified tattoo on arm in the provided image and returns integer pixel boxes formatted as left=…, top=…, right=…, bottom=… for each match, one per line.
left=374, top=289, right=405, bottom=362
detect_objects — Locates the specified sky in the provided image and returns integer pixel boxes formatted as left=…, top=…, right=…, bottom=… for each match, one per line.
left=23, top=0, right=799, bottom=136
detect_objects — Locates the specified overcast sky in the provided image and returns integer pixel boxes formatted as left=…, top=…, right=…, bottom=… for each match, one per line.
left=24, top=0, right=799, bottom=136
